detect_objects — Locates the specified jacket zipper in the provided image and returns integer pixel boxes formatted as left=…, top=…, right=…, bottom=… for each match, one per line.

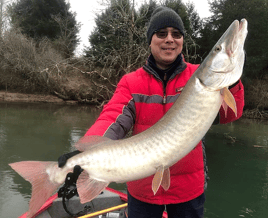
left=163, top=73, right=167, bottom=104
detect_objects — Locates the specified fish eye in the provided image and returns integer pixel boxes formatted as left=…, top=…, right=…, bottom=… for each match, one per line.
left=215, top=45, right=222, bottom=52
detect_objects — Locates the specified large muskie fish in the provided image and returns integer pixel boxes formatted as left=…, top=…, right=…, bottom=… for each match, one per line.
left=10, top=19, right=248, bottom=218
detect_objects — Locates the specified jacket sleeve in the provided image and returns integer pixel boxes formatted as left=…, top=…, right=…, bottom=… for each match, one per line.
left=84, top=75, right=136, bottom=140
left=219, top=79, right=244, bottom=124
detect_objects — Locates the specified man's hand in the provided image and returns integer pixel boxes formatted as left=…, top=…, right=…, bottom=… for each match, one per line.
left=58, top=150, right=81, bottom=168
left=58, top=165, right=83, bottom=200
left=64, top=165, right=83, bottom=186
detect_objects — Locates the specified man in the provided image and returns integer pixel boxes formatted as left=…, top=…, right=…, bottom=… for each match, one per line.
left=59, top=6, right=244, bottom=218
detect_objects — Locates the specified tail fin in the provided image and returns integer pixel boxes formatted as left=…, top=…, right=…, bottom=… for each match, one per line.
left=9, top=161, right=61, bottom=218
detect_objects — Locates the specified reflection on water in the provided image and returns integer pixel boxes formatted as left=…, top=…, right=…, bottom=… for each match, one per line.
left=0, top=102, right=267, bottom=217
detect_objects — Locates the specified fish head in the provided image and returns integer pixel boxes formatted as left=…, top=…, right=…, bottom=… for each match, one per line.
left=197, top=19, right=248, bottom=90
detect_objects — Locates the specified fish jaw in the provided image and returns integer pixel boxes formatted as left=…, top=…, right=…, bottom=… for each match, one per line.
left=197, top=19, right=248, bottom=91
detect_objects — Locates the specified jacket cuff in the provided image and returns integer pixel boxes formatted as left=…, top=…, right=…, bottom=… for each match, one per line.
left=229, top=80, right=241, bottom=94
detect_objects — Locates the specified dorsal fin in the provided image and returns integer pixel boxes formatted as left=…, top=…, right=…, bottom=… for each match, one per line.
left=74, top=135, right=111, bottom=151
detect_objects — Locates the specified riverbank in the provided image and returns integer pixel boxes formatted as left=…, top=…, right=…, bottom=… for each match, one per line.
left=0, top=91, right=77, bottom=104
left=1, top=90, right=268, bottom=119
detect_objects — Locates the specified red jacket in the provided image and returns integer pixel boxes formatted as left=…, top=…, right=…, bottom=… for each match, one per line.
left=85, top=62, right=244, bottom=205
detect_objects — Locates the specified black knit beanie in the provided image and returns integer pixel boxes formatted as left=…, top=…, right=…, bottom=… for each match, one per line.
left=147, top=6, right=185, bottom=45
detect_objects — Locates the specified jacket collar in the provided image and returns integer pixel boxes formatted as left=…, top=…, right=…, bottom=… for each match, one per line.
left=143, top=54, right=187, bottom=82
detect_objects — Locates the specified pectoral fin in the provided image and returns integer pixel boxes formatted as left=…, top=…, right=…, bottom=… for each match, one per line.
left=221, top=87, right=237, bottom=117
left=152, top=166, right=170, bottom=195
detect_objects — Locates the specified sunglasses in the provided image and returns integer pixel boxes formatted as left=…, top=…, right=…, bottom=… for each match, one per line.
left=155, top=30, right=183, bottom=39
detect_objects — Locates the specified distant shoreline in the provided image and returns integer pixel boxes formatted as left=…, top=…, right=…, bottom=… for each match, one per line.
left=1, top=90, right=268, bottom=120
left=0, top=91, right=77, bottom=105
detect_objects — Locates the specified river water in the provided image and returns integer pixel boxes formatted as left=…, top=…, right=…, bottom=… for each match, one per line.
left=0, top=102, right=267, bottom=218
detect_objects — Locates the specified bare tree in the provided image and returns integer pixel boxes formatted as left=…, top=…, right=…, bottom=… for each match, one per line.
left=0, top=0, right=13, bottom=36
left=0, top=0, right=5, bottom=35
left=51, top=12, right=81, bottom=58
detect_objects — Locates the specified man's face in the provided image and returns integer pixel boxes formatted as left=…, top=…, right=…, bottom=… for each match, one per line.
left=150, top=27, right=183, bottom=70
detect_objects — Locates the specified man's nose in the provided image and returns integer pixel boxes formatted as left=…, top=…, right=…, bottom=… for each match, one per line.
left=165, top=32, right=174, bottom=42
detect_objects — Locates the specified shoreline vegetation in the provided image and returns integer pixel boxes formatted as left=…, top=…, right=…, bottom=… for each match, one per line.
left=1, top=31, right=267, bottom=120
left=1, top=0, right=268, bottom=120
left=0, top=30, right=124, bottom=107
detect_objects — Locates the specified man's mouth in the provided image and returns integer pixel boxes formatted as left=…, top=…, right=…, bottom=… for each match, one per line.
left=162, top=48, right=175, bottom=51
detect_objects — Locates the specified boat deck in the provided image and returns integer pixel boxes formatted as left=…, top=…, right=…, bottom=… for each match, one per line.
left=36, top=190, right=127, bottom=218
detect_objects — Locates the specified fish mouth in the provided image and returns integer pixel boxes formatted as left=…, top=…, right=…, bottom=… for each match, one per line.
left=229, top=19, right=248, bottom=56
left=239, top=19, right=247, bottom=31
left=212, top=65, right=235, bottom=74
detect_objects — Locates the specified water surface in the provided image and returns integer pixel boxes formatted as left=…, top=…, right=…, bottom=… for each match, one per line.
left=0, top=102, right=267, bottom=217
left=0, top=102, right=100, bottom=217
